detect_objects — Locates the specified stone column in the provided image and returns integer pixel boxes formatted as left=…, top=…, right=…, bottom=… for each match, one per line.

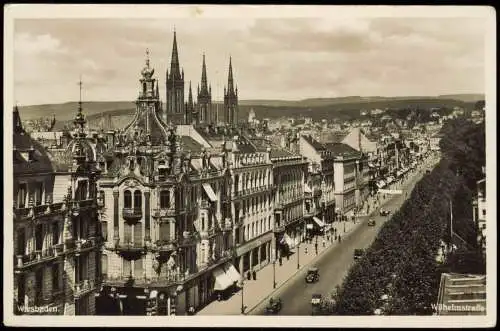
left=239, top=255, right=243, bottom=275
left=113, top=190, right=119, bottom=244
left=144, top=190, right=151, bottom=243
left=257, top=245, right=262, bottom=267
left=249, top=250, right=253, bottom=270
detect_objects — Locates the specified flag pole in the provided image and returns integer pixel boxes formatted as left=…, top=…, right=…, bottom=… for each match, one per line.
left=450, top=199, right=453, bottom=251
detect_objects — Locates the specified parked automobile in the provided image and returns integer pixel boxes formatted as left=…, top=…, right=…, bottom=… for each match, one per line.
left=305, top=267, right=320, bottom=283
left=379, top=209, right=390, bottom=216
left=265, top=297, right=282, bottom=314
left=311, top=293, right=322, bottom=315
left=367, top=219, right=376, bottom=226
left=354, top=248, right=365, bottom=260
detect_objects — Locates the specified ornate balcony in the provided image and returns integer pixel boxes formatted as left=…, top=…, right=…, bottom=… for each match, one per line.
left=122, top=207, right=142, bottom=223
left=74, top=238, right=96, bottom=255
left=74, top=279, right=97, bottom=298
left=235, top=185, right=273, bottom=198
left=152, top=208, right=177, bottom=218
left=114, top=241, right=146, bottom=259
left=14, top=245, right=63, bottom=272
left=104, top=273, right=186, bottom=288
left=14, top=202, right=65, bottom=221
left=153, top=239, right=177, bottom=255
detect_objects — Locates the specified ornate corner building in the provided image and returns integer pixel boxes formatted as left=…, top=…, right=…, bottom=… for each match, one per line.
left=13, top=87, right=103, bottom=315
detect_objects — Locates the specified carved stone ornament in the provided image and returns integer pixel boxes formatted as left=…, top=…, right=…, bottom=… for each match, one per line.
left=125, top=179, right=138, bottom=188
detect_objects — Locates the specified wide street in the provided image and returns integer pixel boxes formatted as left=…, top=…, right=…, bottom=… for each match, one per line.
left=250, top=154, right=440, bottom=315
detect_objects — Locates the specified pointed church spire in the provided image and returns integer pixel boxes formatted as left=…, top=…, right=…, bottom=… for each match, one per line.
left=188, top=81, right=193, bottom=106
left=13, top=104, right=24, bottom=134
left=227, top=56, right=234, bottom=92
left=201, top=53, right=208, bottom=91
left=170, top=30, right=181, bottom=79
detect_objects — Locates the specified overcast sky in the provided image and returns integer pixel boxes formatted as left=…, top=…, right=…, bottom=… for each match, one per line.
left=13, top=14, right=487, bottom=105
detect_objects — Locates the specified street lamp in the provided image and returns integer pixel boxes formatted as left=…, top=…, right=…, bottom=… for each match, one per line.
left=272, top=259, right=277, bottom=289
left=297, top=242, right=300, bottom=270
left=239, top=277, right=245, bottom=314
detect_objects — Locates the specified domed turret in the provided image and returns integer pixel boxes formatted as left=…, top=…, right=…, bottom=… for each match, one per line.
left=141, top=49, right=155, bottom=79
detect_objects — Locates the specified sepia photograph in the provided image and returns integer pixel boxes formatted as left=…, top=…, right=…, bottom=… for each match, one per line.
left=3, top=4, right=496, bottom=328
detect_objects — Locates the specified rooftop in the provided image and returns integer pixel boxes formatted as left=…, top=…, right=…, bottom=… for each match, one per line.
left=436, top=273, right=486, bottom=316
left=324, top=142, right=362, bottom=158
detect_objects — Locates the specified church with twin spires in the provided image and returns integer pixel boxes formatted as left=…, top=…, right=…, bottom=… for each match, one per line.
left=164, top=31, right=239, bottom=127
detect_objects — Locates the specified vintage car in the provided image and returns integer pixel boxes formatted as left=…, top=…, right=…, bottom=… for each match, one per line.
left=354, top=248, right=365, bottom=260
left=379, top=209, right=390, bottom=216
left=367, top=218, right=376, bottom=226
left=265, top=297, right=282, bottom=314
left=305, top=267, right=320, bottom=283
left=311, top=294, right=323, bottom=315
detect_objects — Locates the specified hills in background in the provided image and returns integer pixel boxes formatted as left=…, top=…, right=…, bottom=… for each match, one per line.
left=18, top=94, right=484, bottom=129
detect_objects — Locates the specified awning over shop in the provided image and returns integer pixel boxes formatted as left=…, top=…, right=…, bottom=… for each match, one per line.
left=376, top=181, right=386, bottom=189
left=202, top=183, right=218, bottom=202
left=223, top=262, right=241, bottom=284
left=213, top=267, right=233, bottom=291
left=304, top=184, right=312, bottom=193
left=280, top=233, right=294, bottom=247
left=324, top=224, right=332, bottom=232
left=312, top=217, right=325, bottom=227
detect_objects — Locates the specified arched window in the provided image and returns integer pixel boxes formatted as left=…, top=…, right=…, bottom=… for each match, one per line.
left=124, top=190, right=132, bottom=208
left=134, top=191, right=142, bottom=209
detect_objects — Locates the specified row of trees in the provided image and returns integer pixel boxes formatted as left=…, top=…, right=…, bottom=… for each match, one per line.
left=330, top=118, right=485, bottom=315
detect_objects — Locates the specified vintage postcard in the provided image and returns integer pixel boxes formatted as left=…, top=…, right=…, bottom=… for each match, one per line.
left=3, top=4, right=496, bottom=328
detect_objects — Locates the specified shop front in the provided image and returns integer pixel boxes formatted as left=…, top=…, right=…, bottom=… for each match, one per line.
left=235, top=232, right=273, bottom=274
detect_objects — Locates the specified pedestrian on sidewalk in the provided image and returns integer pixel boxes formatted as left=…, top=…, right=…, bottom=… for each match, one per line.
left=286, top=253, right=289, bottom=261
left=305, top=246, right=308, bottom=254
left=279, top=256, right=282, bottom=266
left=315, top=242, right=318, bottom=252
left=322, top=239, right=326, bottom=247
left=338, top=235, right=342, bottom=243
left=247, top=270, right=251, bottom=280
left=252, top=270, right=257, bottom=280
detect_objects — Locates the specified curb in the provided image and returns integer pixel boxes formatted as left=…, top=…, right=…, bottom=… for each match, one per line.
left=245, top=164, right=433, bottom=315
left=245, top=218, right=364, bottom=315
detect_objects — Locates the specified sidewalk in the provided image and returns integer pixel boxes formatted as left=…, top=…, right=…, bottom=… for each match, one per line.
left=196, top=159, right=437, bottom=316
left=197, top=220, right=362, bottom=315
